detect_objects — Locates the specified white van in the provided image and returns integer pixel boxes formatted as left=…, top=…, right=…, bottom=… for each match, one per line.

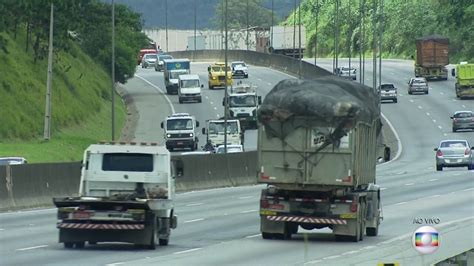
left=178, top=74, right=203, bottom=103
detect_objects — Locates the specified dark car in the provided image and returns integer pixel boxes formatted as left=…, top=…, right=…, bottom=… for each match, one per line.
left=451, top=111, right=474, bottom=132
left=377, top=83, right=398, bottom=103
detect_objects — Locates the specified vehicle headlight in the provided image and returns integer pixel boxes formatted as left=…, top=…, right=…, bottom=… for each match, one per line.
left=189, top=133, right=193, bottom=137
left=212, top=76, right=216, bottom=80
left=167, top=134, right=171, bottom=138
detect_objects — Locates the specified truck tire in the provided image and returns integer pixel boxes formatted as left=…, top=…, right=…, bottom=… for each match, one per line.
left=159, top=238, right=169, bottom=246
left=436, top=165, right=443, bottom=171
left=75, top=241, right=85, bottom=248
left=262, top=232, right=274, bottom=239
left=148, top=229, right=157, bottom=250
left=366, top=224, right=379, bottom=237
left=64, top=242, right=74, bottom=248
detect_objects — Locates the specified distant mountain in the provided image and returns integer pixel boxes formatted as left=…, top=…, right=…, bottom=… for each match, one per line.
left=114, top=0, right=295, bottom=29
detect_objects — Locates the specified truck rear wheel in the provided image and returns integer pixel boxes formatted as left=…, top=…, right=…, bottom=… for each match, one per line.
left=159, top=238, right=169, bottom=246
left=75, top=241, right=85, bottom=248
left=148, top=230, right=157, bottom=250
left=64, top=242, right=74, bottom=248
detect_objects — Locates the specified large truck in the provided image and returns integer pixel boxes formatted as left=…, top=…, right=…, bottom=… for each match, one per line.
left=452, top=62, right=474, bottom=99
left=163, top=59, right=191, bottom=94
left=257, top=77, right=382, bottom=242
left=208, top=62, right=233, bottom=89
left=53, top=143, right=178, bottom=249
left=414, top=35, right=449, bottom=80
left=202, top=119, right=242, bottom=148
left=161, top=113, right=200, bottom=151
left=223, top=83, right=262, bottom=129
left=256, top=26, right=306, bottom=58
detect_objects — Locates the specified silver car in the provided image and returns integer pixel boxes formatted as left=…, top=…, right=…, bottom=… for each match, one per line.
left=377, top=83, right=398, bottom=103
left=434, top=140, right=473, bottom=171
left=334, top=67, right=356, bottom=80
left=141, top=53, right=158, bottom=68
left=451, top=111, right=474, bottom=132
left=408, top=77, right=429, bottom=94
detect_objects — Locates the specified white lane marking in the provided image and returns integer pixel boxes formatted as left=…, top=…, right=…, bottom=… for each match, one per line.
left=245, top=234, right=261, bottom=238
left=394, top=201, right=407, bottom=205
left=440, top=92, right=444, bottom=95
left=427, top=194, right=441, bottom=198
left=463, top=188, right=474, bottom=192
left=404, top=183, right=415, bottom=186
left=135, top=75, right=175, bottom=114
left=342, top=250, right=359, bottom=255
left=185, top=202, right=204, bottom=207
left=380, top=113, right=403, bottom=165
left=267, top=82, right=272, bottom=86
left=360, top=246, right=376, bottom=250
left=429, top=178, right=438, bottom=182
left=409, top=99, right=414, bottom=103
left=380, top=187, right=387, bottom=191
left=323, top=255, right=341, bottom=260
left=205, top=96, right=209, bottom=99
left=210, top=101, right=214, bottom=105
left=432, top=119, right=437, bottom=123
left=257, top=78, right=262, bottom=81
left=454, top=173, right=462, bottom=176
left=0, top=229, right=4, bottom=231
left=216, top=114, right=220, bottom=118
left=0, top=208, right=55, bottom=216
left=106, top=263, right=125, bottom=266
left=16, top=245, right=48, bottom=251
left=240, top=209, right=257, bottom=214
left=238, top=196, right=254, bottom=199
left=183, top=218, right=205, bottom=223
left=438, top=125, right=443, bottom=129
left=462, top=105, right=466, bottom=108
left=426, top=112, right=430, bottom=116
left=443, top=133, right=447, bottom=136
left=396, top=171, right=405, bottom=175
left=173, top=248, right=202, bottom=255
left=214, top=107, right=217, bottom=110
left=417, top=105, right=422, bottom=109
left=304, top=260, right=323, bottom=265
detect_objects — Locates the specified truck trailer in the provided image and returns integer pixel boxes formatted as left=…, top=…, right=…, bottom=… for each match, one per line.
left=257, top=77, right=383, bottom=242
left=415, top=35, right=449, bottom=80
left=53, top=143, right=178, bottom=249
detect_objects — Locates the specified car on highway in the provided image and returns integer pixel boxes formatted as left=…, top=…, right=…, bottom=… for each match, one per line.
left=377, top=83, right=398, bottom=103
left=434, top=140, right=473, bottom=171
left=155, top=54, right=173, bottom=71
left=215, top=144, right=244, bottom=154
left=0, top=157, right=28, bottom=165
left=231, top=61, right=248, bottom=78
left=141, top=53, right=158, bottom=68
left=334, top=67, right=357, bottom=80
left=451, top=111, right=474, bottom=132
left=408, top=77, right=429, bottom=94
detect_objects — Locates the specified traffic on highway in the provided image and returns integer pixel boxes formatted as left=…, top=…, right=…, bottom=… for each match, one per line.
left=1, top=1, right=473, bottom=266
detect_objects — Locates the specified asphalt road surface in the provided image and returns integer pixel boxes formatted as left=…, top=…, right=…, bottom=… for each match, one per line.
left=1, top=59, right=472, bottom=266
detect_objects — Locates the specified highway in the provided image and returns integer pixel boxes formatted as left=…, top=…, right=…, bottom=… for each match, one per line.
left=0, top=59, right=472, bottom=265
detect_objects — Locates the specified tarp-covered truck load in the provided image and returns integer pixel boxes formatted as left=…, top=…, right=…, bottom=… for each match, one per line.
left=257, top=77, right=382, bottom=242
left=257, top=77, right=381, bottom=188
left=415, top=35, right=449, bottom=80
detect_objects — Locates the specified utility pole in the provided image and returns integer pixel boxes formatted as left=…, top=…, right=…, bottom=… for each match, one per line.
left=194, top=0, right=197, bottom=51
left=246, top=0, right=249, bottom=50
left=111, top=0, right=116, bottom=141
left=165, top=0, right=168, bottom=52
left=335, top=0, right=339, bottom=72
left=271, top=0, right=274, bottom=50
left=372, top=0, right=377, bottom=92
left=293, top=0, right=296, bottom=58
left=379, top=0, right=384, bottom=89
left=314, top=0, right=319, bottom=66
left=43, top=3, right=53, bottom=140
left=348, top=0, right=352, bottom=71
left=298, top=0, right=302, bottom=78
left=224, top=0, right=229, bottom=154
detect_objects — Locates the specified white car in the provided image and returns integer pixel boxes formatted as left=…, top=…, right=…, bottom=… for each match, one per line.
left=0, top=157, right=28, bottom=165
left=232, top=61, right=248, bottom=78
left=334, top=67, right=357, bottom=80
left=215, top=144, right=244, bottom=154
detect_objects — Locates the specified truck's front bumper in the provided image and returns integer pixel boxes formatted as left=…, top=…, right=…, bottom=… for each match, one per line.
left=166, top=139, right=194, bottom=149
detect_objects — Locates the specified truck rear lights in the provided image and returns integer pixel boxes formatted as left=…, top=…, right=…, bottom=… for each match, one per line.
left=350, top=201, right=358, bottom=212
left=260, top=200, right=270, bottom=208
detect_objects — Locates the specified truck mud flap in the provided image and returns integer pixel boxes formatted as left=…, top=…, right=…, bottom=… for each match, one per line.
left=264, top=215, right=347, bottom=225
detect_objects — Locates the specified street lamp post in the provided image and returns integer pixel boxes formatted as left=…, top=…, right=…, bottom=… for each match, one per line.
left=194, top=0, right=197, bottom=52
left=43, top=3, right=54, bottom=140
left=224, top=0, right=229, bottom=154
left=111, top=0, right=116, bottom=141
left=165, top=0, right=168, bottom=52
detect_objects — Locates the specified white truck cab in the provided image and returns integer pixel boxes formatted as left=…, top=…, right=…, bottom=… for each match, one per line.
left=202, top=119, right=242, bottom=148
left=224, top=83, right=261, bottom=129
left=178, top=74, right=203, bottom=103
left=161, top=113, right=200, bottom=151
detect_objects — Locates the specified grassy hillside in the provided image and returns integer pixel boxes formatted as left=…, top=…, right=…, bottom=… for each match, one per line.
left=0, top=31, right=126, bottom=162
